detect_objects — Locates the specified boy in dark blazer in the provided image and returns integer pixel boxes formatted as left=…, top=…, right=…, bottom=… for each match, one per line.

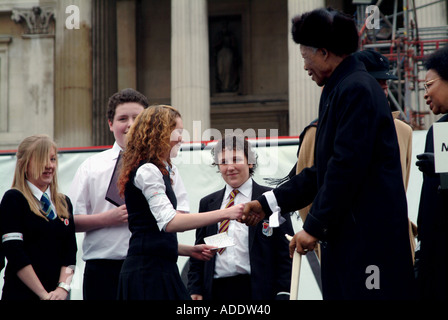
left=187, top=134, right=294, bottom=300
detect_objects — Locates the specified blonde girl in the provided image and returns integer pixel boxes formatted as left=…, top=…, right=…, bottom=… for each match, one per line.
left=0, top=134, right=77, bottom=300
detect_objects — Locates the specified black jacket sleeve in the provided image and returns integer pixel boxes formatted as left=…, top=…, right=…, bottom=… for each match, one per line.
left=258, top=166, right=318, bottom=218
left=61, top=196, right=77, bottom=268
left=0, top=190, right=33, bottom=272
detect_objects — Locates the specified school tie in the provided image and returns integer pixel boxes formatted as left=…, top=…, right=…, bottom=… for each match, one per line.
left=217, top=189, right=239, bottom=254
left=41, top=192, right=57, bottom=220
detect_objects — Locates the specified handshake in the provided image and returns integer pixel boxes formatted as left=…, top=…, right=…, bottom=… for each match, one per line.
left=236, top=200, right=319, bottom=256
left=238, top=200, right=266, bottom=226
left=224, top=200, right=265, bottom=225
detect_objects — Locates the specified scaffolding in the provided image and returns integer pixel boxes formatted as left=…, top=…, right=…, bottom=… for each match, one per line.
left=356, top=0, right=448, bottom=129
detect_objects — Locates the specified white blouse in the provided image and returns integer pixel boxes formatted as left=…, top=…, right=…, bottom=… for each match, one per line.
left=134, top=163, right=189, bottom=231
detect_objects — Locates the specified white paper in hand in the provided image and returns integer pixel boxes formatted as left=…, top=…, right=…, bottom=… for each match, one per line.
left=204, top=233, right=235, bottom=249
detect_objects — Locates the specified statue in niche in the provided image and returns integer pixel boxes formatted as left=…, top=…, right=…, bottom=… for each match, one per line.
left=213, top=20, right=240, bottom=93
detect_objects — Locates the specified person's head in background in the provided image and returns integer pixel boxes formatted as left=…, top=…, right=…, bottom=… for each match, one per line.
left=353, top=49, right=398, bottom=98
left=107, top=88, right=150, bottom=149
left=211, top=134, right=257, bottom=189
left=423, top=45, right=448, bottom=115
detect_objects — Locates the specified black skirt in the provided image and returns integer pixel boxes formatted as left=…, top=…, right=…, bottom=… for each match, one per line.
left=117, top=255, right=190, bottom=300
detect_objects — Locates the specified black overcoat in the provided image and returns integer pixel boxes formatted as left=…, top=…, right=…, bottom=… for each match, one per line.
left=416, top=114, right=448, bottom=300
left=261, top=55, right=416, bottom=299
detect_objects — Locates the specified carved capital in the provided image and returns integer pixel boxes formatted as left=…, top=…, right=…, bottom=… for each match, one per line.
left=12, top=6, right=55, bottom=36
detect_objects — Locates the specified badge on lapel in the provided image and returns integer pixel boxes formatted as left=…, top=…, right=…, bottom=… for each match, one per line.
left=262, top=220, right=273, bottom=237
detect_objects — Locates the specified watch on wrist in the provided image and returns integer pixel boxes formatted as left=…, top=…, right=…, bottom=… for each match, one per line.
left=57, top=282, right=71, bottom=293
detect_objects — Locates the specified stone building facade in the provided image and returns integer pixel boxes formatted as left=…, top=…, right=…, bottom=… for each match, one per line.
left=0, top=0, right=446, bottom=149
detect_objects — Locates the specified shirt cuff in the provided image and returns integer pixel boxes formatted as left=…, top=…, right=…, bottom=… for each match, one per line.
left=262, top=191, right=285, bottom=228
left=263, top=190, right=279, bottom=213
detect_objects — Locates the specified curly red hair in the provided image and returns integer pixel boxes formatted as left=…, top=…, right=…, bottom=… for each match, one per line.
left=118, top=105, right=181, bottom=196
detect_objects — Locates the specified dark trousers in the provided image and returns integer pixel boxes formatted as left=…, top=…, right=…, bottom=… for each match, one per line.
left=212, top=274, right=252, bottom=300
left=83, top=259, right=124, bottom=300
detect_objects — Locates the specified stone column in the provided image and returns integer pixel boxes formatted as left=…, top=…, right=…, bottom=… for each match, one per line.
left=171, top=0, right=210, bottom=142
left=117, top=0, right=137, bottom=90
left=11, top=5, right=56, bottom=140
left=54, top=0, right=93, bottom=147
left=92, top=0, right=118, bottom=146
left=287, top=0, right=324, bottom=136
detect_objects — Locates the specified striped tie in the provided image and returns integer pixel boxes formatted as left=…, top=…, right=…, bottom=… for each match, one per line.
left=217, top=189, right=239, bottom=254
left=41, top=192, right=57, bottom=220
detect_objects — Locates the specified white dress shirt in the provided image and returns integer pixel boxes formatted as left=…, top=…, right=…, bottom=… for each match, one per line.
left=214, top=179, right=252, bottom=279
left=69, top=143, right=130, bottom=261
left=69, top=142, right=189, bottom=261
left=134, top=162, right=190, bottom=231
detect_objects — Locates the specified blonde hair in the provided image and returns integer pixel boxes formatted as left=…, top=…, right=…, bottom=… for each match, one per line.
left=12, top=134, right=69, bottom=220
left=118, top=105, right=181, bottom=196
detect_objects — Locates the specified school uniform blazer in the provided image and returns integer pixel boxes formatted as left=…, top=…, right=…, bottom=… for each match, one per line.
left=187, top=180, right=293, bottom=300
left=0, top=189, right=77, bottom=300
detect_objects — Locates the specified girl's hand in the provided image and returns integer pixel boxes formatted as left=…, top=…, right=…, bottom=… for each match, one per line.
left=190, top=244, right=217, bottom=261
left=226, top=203, right=244, bottom=220
left=47, top=287, right=69, bottom=300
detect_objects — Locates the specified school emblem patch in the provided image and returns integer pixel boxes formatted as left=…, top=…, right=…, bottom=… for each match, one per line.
left=262, top=220, right=272, bottom=237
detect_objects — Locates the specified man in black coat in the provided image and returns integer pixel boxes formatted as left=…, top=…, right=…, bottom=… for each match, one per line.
left=188, top=135, right=293, bottom=300
left=242, top=8, right=415, bottom=300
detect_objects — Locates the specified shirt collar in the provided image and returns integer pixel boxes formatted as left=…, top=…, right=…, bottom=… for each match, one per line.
left=26, top=180, right=51, bottom=201
left=112, top=142, right=123, bottom=160
left=225, top=178, right=252, bottom=200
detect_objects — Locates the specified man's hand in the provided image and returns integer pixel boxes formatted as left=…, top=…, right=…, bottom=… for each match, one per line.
left=239, top=200, right=265, bottom=226
left=289, top=230, right=318, bottom=256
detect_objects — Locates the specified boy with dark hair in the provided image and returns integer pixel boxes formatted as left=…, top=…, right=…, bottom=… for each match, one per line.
left=188, top=134, right=293, bottom=300
left=69, top=88, right=149, bottom=300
